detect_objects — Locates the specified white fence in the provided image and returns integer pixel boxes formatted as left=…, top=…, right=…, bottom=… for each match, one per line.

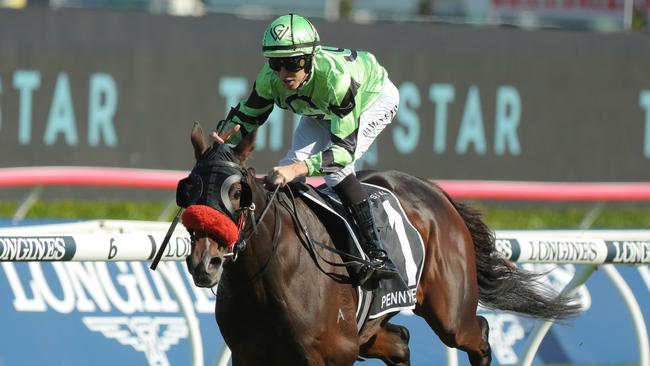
left=0, top=220, right=648, bottom=366
left=2, top=220, right=648, bottom=265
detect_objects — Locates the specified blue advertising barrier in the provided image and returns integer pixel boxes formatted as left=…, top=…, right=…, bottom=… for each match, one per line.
left=0, top=222, right=648, bottom=365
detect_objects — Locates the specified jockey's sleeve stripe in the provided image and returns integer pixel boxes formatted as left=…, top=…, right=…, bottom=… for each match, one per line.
left=244, top=82, right=274, bottom=109
left=328, top=78, right=359, bottom=118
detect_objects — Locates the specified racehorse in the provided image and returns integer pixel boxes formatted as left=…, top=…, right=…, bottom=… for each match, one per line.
left=179, top=123, right=579, bottom=366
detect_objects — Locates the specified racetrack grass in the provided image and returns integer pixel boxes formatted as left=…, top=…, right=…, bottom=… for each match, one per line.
left=0, top=200, right=169, bottom=221
left=481, top=206, right=650, bottom=229
left=0, top=200, right=649, bottom=229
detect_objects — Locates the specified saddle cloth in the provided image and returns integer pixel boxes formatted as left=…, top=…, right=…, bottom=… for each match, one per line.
left=288, top=181, right=426, bottom=329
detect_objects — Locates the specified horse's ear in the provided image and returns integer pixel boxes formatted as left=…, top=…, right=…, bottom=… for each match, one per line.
left=234, top=129, right=257, bottom=164
left=190, top=122, right=208, bottom=161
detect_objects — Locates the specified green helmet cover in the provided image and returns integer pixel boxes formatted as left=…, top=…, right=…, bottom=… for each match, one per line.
left=262, top=14, right=321, bottom=58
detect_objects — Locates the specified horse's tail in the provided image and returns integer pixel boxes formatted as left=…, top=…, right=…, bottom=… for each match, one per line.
left=443, top=192, right=581, bottom=320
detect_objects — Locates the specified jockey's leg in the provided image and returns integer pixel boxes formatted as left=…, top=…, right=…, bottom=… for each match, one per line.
left=333, top=174, right=399, bottom=288
left=326, top=79, right=400, bottom=289
left=278, top=116, right=330, bottom=183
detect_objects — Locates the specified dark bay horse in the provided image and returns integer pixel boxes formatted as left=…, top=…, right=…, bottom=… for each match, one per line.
left=180, top=123, right=579, bottom=366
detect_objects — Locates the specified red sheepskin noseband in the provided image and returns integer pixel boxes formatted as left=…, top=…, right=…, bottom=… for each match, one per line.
left=182, top=205, right=239, bottom=249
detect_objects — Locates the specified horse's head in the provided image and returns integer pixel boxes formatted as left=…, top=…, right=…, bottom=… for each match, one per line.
left=179, top=123, right=257, bottom=288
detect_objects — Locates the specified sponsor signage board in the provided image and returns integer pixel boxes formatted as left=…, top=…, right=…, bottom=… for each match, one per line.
left=1, top=223, right=648, bottom=365
left=0, top=9, right=649, bottom=186
left=1, top=260, right=648, bottom=365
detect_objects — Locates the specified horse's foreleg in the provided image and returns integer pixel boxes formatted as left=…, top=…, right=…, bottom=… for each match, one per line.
left=359, top=322, right=410, bottom=365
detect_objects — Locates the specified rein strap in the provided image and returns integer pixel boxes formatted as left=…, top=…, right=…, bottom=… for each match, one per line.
left=229, top=184, right=281, bottom=259
left=281, top=188, right=374, bottom=270
left=150, top=207, right=183, bottom=271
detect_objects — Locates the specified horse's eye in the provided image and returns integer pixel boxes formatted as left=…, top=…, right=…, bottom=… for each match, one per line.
left=233, top=191, right=241, bottom=200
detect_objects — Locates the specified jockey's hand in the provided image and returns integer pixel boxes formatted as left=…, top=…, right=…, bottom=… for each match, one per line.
left=211, top=123, right=240, bottom=144
left=266, top=162, right=308, bottom=189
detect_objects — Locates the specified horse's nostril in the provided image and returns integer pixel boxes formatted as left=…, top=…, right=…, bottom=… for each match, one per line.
left=209, top=257, right=222, bottom=270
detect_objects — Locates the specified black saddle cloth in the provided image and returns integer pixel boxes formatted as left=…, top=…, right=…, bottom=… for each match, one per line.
left=286, top=180, right=426, bottom=324
left=286, top=181, right=362, bottom=262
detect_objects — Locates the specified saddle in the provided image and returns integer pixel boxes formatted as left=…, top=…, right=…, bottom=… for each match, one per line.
left=287, top=181, right=426, bottom=328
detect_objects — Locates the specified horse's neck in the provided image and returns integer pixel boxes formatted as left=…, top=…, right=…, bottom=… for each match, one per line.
left=225, top=186, right=292, bottom=298
left=218, top=188, right=355, bottom=338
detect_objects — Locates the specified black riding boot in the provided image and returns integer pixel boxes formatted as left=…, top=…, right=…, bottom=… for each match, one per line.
left=350, top=199, right=399, bottom=289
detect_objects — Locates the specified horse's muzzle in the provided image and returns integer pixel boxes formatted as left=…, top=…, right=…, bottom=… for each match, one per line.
left=186, top=248, right=224, bottom=288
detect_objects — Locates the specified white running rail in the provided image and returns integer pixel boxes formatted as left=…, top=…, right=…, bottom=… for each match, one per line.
left=1, top=221, right=648, bottom=366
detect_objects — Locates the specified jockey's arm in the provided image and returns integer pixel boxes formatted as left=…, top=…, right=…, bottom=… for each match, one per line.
left=217, top=72, right=275, bottom=145
left=303, top=125, right=355, bottom=176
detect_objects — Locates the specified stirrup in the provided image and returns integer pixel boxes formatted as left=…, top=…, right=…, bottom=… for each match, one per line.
left=371, top=259, right=399, bottom=277
left=359, top=252, right=400, bottom=291
left=366, top=248, right=392, bottom=268
left=364, top=244, right=398, bottom=270
left=358, top=262, right=400, bottom=291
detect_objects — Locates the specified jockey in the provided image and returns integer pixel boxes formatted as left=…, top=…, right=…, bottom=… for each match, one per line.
left=213, top=13, right=400, bottom=287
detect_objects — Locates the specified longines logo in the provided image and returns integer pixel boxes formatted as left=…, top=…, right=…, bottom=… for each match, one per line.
left=0, top=236, right=74, bottom=261
left=83, top=316, right=188, bottom=366
left=2, top=261, right=217, bottom=364
left=271, top=24, right=289, bottom=41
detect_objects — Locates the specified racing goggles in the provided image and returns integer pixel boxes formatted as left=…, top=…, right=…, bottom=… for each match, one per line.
left=268, top=55, right=309, bottom=72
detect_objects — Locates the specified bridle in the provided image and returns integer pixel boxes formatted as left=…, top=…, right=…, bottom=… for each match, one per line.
left=150, top=152, right=372, bottom=282
left=150, top=162, right=282, bottom=271
left=223, top=182, right=282, bottom=261
left=183, top=179, right=284, bottom=285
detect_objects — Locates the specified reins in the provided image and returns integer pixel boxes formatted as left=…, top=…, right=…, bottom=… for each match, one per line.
left=150, top=207, right=183, bottom=270
left=226, top=181, right=374, bottom=283
left=152, top=173, right=373, bottom=281
left=225, top=183, right=282, bottom=261
left=278, top=186, right=376, bottom=271
left=245, top=202, right=283, bottom=283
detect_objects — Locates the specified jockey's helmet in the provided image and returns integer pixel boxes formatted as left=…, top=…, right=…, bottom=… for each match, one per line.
left=262, top=14, right=321, bottom=58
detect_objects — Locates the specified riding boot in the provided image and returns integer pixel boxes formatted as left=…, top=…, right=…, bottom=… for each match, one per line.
left=349, top=199, right=400, bottom=289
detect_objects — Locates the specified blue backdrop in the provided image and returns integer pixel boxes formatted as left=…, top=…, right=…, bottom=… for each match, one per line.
left=0, top=259, right=648, bottom=365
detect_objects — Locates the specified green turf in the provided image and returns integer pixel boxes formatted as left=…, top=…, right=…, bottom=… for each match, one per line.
left=1, top=200, right=649, bottom=229
left=482, top=207, right=650, bottom=229
left=0, top=200, right=169, bottom=221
